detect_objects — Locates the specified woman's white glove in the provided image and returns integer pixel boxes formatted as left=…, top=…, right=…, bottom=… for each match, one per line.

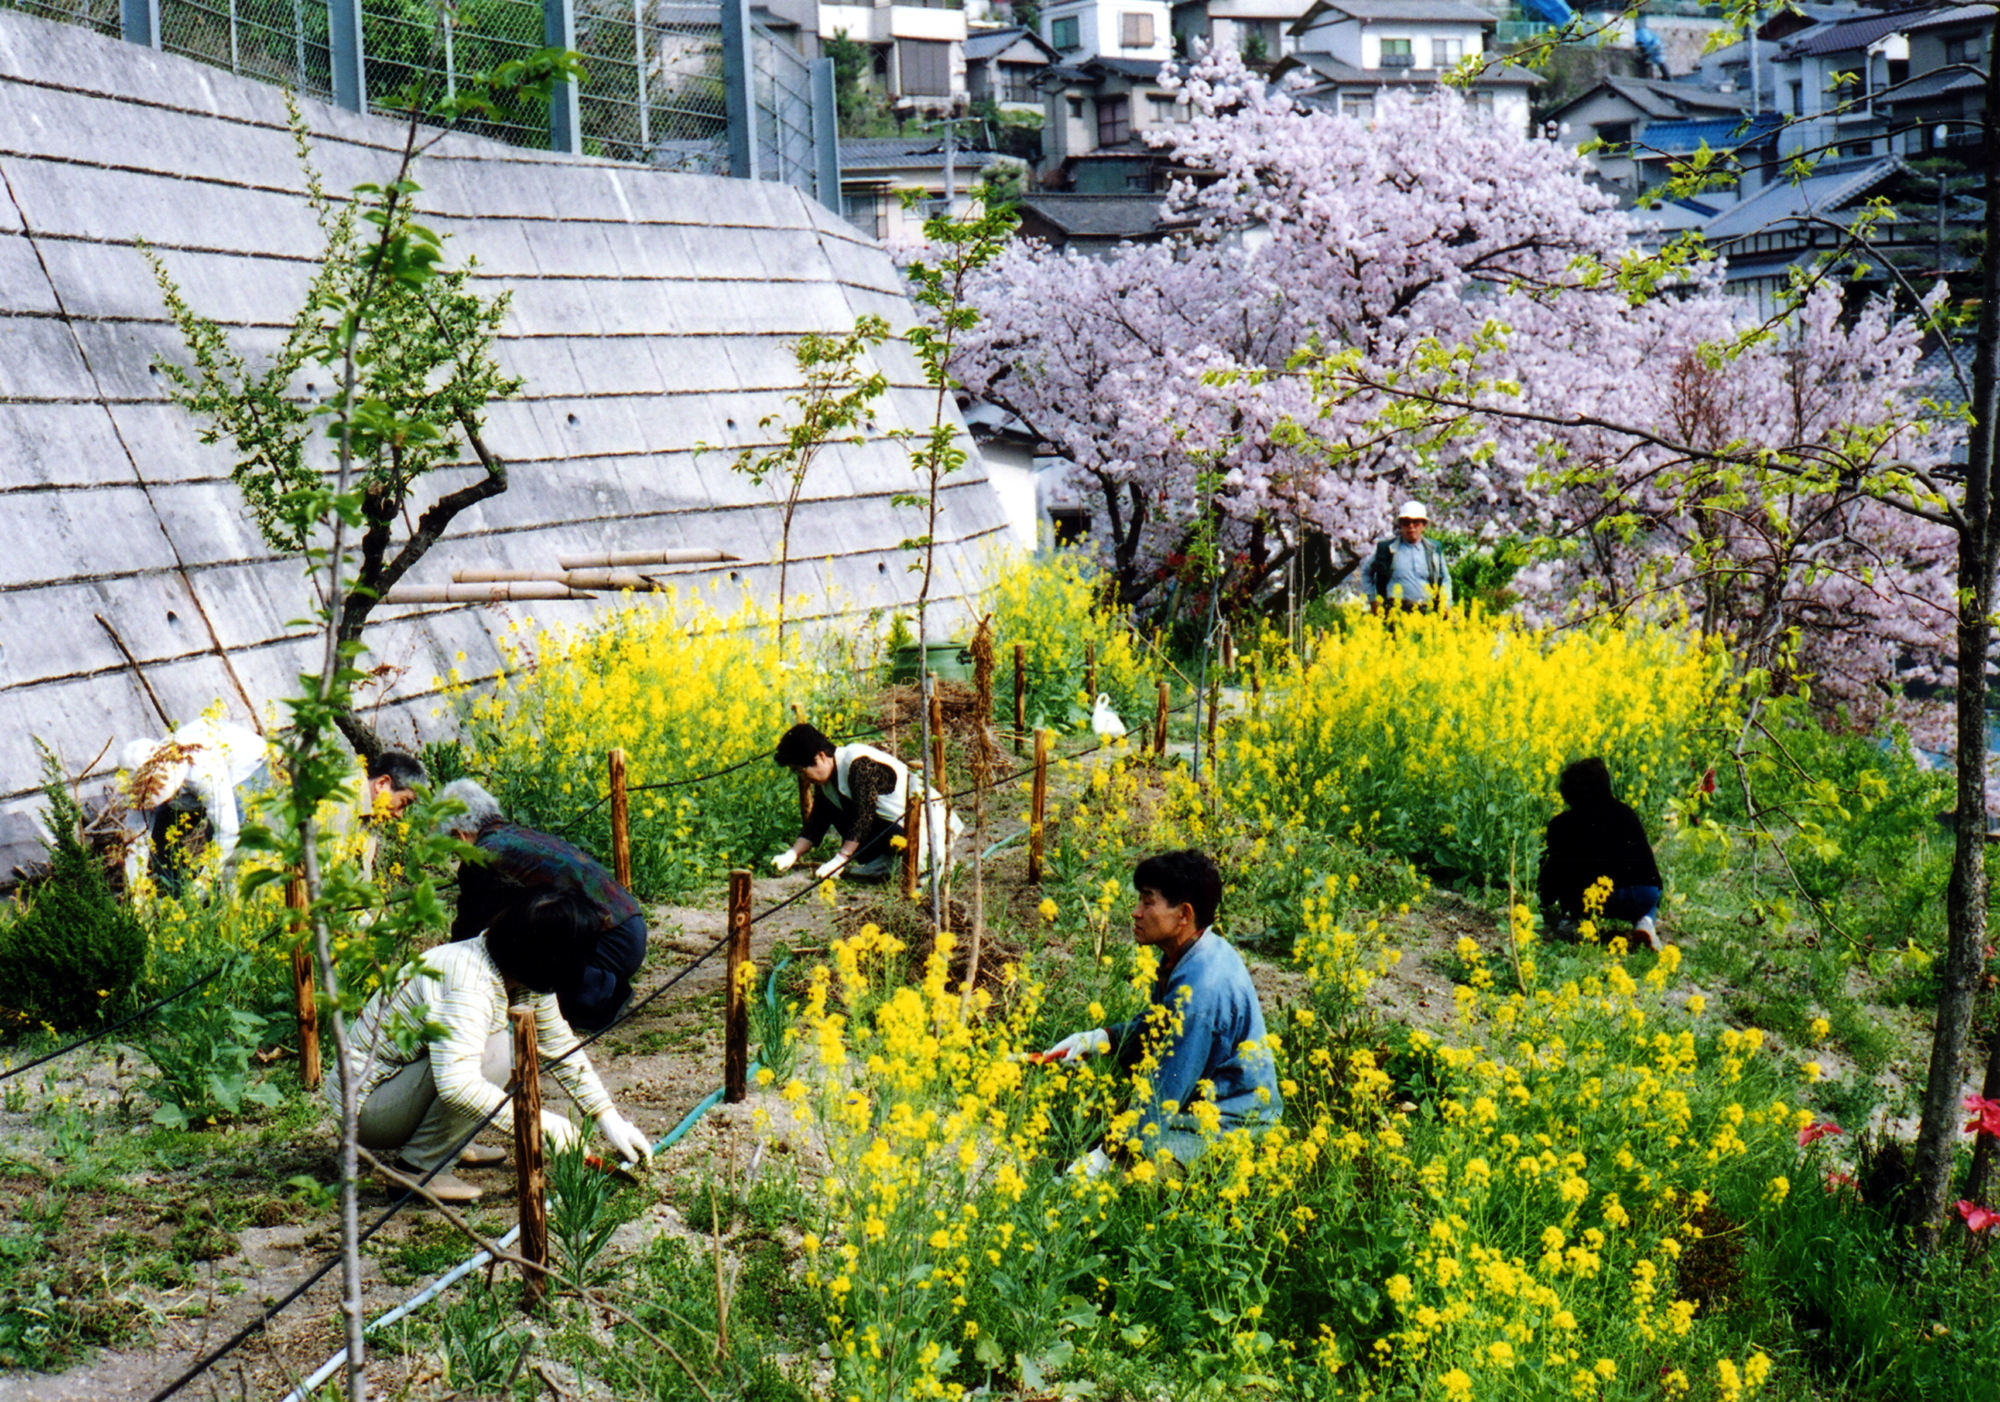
left=539, top=1110, right=583, bottom=1151
left=597, top=1110, right=653, bottom=1165
left=815, top=854, right=848, bottom=880
left=1040, top=1028, right=1111, bottom=1061
left=771, top=849, right=799, bottom=874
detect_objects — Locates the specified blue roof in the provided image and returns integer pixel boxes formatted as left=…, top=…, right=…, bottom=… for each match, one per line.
left=1641, top=111, right=1782, bottom=155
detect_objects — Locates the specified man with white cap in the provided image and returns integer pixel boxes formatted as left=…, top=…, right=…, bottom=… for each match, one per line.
left=1365, top=501, right=1452, bottom=616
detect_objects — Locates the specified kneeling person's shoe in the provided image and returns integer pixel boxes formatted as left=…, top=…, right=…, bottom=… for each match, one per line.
left=458, top=1143, right=507, bottom=1168
left=384, top=1161, right=484, bottom=1205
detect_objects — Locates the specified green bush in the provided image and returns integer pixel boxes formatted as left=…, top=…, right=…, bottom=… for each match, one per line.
left=0, top=778, right=146, bottom=1030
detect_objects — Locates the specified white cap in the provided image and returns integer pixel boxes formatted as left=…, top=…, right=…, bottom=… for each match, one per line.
left=1396, top=500, right=1430, bottom=522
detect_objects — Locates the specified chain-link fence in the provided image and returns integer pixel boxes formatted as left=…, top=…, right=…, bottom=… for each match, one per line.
left=24, top=0, right=826, bottom=197
left=159, top=0, right=335, bottom=100
left=750, top=15, right=814, bottom=192
left=3, top=0, right=119, bottom=36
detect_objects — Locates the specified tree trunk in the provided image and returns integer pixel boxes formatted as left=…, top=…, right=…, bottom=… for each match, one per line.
left=1903, top=37, right=2000, bottom=1247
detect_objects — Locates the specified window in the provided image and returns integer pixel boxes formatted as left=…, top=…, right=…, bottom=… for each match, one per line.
left=1002, top=64, right=1039, bottom=104
left=898, top=39, right=951, bottom=97
left=1121, top=12, right=1155, bottom=49
left=1945, top=35, right=1981, bottom=64
left=1594, top=120, right=1632, bottom=152
left=1379, top=38, right=1413, bottom=68
left=842, top=190, right=883, bottom=240
left=1467, top=89, right=1494, bottom=114
left=1051, top=15, right=1080, bottom=50
left=1125, top=171, right=1152, bottom=190
left=1098, top=93, right=1131, bottom=145
left=1340, top=93, right=1374, bottom=120
left=1432, top=37, right=1462, bottom=68
left=1067, top=95, right=1085, bottom=119
left=1789, top=79, right=1803, bottom=115
left=1150, top=93, right=1181, bottom=123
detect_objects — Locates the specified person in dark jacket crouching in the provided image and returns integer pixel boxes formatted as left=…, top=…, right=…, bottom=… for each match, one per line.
left=1537, top=756, right=1666, bottom=951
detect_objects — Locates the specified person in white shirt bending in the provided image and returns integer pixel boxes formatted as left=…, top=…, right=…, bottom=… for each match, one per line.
left=334, top=889, right=653, bottom=1203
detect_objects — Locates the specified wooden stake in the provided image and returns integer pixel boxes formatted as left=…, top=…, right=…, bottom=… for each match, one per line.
left=286, top=876, right=320, bottom=1090
left=510, top=1006, right=548, bottom=1310
left=1028, top=728, right=1050, bottom=884
left=1085, top=643, right=1097, bottom=700
left=1012, top=644, right=1026, bottom=756
left=929, top=693, right=946, bottom=794
left=1206, top=676, right=1221, bottom=767
left=902, top=782, right=922, bottom=900
left=608, top=748, right=631, bottom=889
left=1153, top=682, right=1170, bottom=758
left=725, top=870, right=752, bottom=1103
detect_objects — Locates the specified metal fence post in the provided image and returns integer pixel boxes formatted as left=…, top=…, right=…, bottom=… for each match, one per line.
left=544, top=0, right=581, bottom=154
left=327, top=0, right=365, bottom=113
left=120, top=0, right=159, bottom=48
left=720, top=0, right=758, bottom=180
left=810, top=55, right=840, bottom=209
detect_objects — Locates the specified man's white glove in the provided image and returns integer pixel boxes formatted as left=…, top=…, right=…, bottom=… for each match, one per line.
left=597, top=1110, right=653, bottom=1165
left=772, top=849, right=799, bottom=874
left=1066, top=1147, right=1113, bottom=1179
left=815, top=854, right=848, bottom=880
left=1040, top=1028, right=1111, bottom=1062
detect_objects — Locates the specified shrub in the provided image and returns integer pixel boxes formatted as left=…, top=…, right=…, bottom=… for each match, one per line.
left=0, top=776, right=147, bottom=1030
left=988, top=550, right=1155, bottom=735
left=455, top=591, right=872, bottom=900
left=1225, top=605, right=1732, bottom=886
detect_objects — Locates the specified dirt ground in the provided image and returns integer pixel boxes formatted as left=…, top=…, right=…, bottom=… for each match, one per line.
left=0, top=866, right=1949, bottom=1402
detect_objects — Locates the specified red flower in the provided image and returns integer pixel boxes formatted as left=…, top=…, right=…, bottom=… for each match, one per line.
left=1823, top=1170, right=1855, bottom=1193
left=1797, top=1121, right=1844, bottom=1146
left=1955, top=1200, right=1999, bottom=1233
left=1699, top=766, right=1717, bottom=795
left=1962, top=1094, right=2000, bottom=1138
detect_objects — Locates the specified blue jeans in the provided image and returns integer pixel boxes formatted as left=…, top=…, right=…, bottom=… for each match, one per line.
left=560, top=911, right=649, bottom=1031
left=1602, top=885, right=1661, bottom=924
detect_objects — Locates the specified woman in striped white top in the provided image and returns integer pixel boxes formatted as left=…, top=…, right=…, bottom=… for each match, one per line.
left=333, top=890, right=653, bottom=1203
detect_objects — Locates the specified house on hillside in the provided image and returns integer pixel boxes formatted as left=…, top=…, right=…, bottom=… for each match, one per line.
left=1015, top=191, right=1192, bottom=249
left=1873, top=5, right=1988, bottom=154
left=841, top=135, right=1020, bottom=238
left=964, top=25, right=1063, bottom=108
left=1700, top=157, right=1903, bottom=316
left=1545, top=77, right=1769, bottom=195
left=1038, top=55, right=1190, bottom=187
left=1764, top=5, right=1924, bottom=164
left=1040, top=0, right=1175, bottom=64
left=1276, top=0, right=1539, bottom=131
left=1171, top=0, right=1318, bottom=64
left=801, top=0, right=972, bottom=106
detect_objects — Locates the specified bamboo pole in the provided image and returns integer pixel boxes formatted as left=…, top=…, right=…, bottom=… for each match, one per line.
left=608, top=748, right=631, bottom=889
left=1028, top=728, right=1049, bottom=884
left=510, top=1007, right=548, bottom=1310
left=929, top=694, right=947, bottom=798
left=1206, top=675, right=1220, bottom=769
left=1085, top=643, right=1096, bottom=700
left=286, top=876, right=320, bottom=1090
left=380, top=583, right=597, bottom=605
left=725, top=870, right=752, bottom=1103
left=557, top=548, right=738, bottom=570
left=1153, top=681, right=1170, bottom=758
left=1012, top=644, right=1025, bottom=757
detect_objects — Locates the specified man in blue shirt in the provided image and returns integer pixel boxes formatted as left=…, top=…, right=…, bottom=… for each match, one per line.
left=1365, top=500, right=1452, bottom=615
left=1041, top=849, right=1281, bottom=1169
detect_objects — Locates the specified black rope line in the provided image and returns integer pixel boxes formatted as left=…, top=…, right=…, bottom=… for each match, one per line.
left=146, top=932, right=735, bottom=1402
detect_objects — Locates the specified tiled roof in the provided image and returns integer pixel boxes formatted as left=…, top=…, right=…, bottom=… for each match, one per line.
left=1703, top=156, right=1901, bottom=240
left=1638, top=111, right=1783, bottom=156
left=1279, top=52, right=1540, bottom=85
left=1018, top=193, right=1188, bottom=238
left=963, top=25, right=1059, bottom=62
left=1881, top=65, right=1985, bottom=103
left=1781, top=5, right=1939, bottom=57
left=841, top=137, right=1003, bottom=171
left=1297, top=0, right=1502, bottom=24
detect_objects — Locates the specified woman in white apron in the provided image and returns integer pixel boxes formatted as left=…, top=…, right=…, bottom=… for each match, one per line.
left=770, top=723, right=961, bottom=880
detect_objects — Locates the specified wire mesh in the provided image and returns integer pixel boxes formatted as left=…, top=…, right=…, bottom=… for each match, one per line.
left=26, top=0, right=825, bottom=198
left=751, top=20, right=815, bottom=192
left=160, top=0, right=335, bottom=99
left=363, top=0, right=550, bottom=148
left=577, top=0, right=727, bottom=170
left=3, top=0, right=121, bottom=37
